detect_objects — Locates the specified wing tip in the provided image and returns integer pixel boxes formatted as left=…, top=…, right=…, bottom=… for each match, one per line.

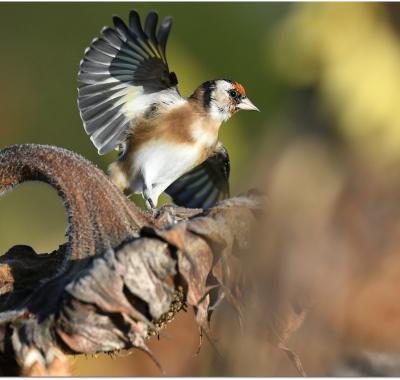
left=100, top=25, right=111, bottom=34
left=162, top=15, right=173, bottom=24
left=112, top=14, right=124, bottom=26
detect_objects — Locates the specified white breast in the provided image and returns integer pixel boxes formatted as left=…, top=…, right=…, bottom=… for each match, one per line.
left=128, top=117, right=220, bottom=207
left=130, top=140, right=201, bottom=205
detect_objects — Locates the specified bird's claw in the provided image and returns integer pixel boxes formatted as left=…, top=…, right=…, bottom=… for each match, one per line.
left=152, top=204, right=180, bottom=227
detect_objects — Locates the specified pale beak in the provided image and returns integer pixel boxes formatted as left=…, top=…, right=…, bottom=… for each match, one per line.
left=237, top=97, right=260, bottom=112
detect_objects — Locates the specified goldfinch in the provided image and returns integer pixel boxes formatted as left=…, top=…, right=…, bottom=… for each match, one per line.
left=78, top=9, right=259, bottom=210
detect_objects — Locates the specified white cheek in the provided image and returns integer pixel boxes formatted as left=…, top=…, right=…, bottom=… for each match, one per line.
left=209, top=86, right=233, bottom=122
left=209, top=103, right=231, bottom=122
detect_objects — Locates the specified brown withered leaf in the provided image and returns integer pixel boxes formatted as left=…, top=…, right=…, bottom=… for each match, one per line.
left=267, top=299, right=308, bottom=377
left=0, top=144, right=263, bottom=376
left=0, top=196, right=261, bottom=375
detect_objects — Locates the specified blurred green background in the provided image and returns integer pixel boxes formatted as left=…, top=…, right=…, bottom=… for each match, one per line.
left=2, top=2, right=400, bottom=376
left=0, top=2, right=284, bottom=254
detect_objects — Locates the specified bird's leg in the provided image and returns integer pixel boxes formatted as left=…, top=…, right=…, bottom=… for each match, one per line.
left=143, top=186, right=179, bottom=225
left=143, top=186, right=158, bottom=217
left=145, top=197, right=155, bottom=210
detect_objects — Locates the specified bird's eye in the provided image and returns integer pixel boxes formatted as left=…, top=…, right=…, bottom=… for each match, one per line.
left=228, top=89, right=239, bottom=98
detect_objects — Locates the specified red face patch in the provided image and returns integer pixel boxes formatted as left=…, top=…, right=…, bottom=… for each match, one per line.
left=233, top=82, right=246, bottom=96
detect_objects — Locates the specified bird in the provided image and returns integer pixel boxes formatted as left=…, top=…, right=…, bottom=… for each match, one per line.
left=77, top=9, right=259, bottom=210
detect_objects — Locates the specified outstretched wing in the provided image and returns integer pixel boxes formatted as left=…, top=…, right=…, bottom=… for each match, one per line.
left=165, top=144, right=230, bottom=209
left=78, top=10, right=184, bottom=155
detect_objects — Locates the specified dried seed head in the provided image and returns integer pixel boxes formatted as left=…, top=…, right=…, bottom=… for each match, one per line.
left=147, top=287, right=186, bottom=337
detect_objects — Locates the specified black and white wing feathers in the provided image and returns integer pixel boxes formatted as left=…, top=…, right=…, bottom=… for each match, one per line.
left=165, top=144, right=230, bottom=209
left=78, top=10, right=182, bottom=155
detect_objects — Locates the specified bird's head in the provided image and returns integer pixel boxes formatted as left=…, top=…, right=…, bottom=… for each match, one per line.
left=193, top=79, right=259, bottom=122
